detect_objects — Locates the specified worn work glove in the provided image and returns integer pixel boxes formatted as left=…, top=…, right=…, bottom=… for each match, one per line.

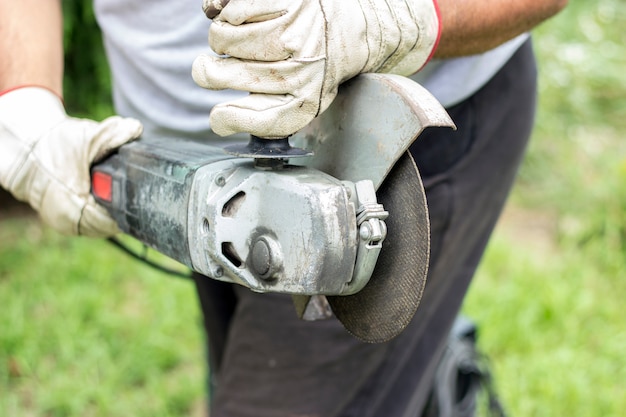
left=0, top=87, right=143, bottom=237
left=192, top=0, right=441, bottom=138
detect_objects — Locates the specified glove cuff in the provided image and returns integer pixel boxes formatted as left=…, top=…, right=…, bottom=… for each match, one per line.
left=362, top=0, right=441, bottom=76
left=0, top=87, right=66, bottom=143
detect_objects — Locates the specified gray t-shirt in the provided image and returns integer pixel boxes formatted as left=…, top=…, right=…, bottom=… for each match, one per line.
left=94, top=0, right=527, bottom=141
left=410, top=34, right=529, bottom=108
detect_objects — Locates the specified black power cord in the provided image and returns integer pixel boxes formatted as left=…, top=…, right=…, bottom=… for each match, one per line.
left=107, top=236, right=193, bottom=280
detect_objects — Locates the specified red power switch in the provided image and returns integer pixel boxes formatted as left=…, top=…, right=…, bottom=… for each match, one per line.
left=92, top=171, right=113, bottom=202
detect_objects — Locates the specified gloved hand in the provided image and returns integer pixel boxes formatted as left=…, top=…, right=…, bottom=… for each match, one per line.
left=0, top=87, right=143, bottom=237
left=192, top=0, right=441, bottom=139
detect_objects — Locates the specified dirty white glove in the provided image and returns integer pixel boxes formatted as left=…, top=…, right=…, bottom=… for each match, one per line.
left=0, top=87, right=143, bottom=237
left=192, top=0, right=441, bottom=138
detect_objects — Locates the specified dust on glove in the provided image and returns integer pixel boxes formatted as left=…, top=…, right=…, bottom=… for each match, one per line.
left=192, top=0, right=440, bottom=138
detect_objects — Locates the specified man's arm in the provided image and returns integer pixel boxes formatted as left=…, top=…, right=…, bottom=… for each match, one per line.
left=192, top=0, right=569, bottom=139
left=0, top=0, right=64, bottom=95
left=0, top=0, right=143, bottom=237
left=434, top=0, right=569, bottom=58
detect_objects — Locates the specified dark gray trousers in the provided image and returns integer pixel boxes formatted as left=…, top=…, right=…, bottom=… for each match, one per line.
left=193, top=39, right=538, bottom=417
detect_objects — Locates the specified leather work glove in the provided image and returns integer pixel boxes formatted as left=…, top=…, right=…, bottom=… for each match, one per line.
left=192, top=0, right=441, bottom=139
left=0, top=87, right=143, bottom=237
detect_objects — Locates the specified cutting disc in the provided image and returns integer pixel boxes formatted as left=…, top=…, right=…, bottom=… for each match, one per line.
left=289, top=73, right=453, bottom=343
left=327, top=151, right=430, bottom=343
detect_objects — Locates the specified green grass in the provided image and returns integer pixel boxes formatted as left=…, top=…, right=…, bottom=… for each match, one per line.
left=464, top=229, right=626, bottom=416
left=0, top=219, right=206, bottom=416
left=2, top=1, right=625, bottom=415
left=463, top=1, right=626, bottom=415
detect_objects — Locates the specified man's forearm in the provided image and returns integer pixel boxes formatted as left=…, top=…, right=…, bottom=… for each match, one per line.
left=434, top=0, right=568, bottom=58
left=0, top=0, right=64, bottom=96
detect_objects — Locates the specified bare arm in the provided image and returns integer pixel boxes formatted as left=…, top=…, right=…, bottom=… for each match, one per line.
left=0, top=0, right=64, bottom=96
left=0, top=1, right=144, bottom=238
left=434, top=0, right=569, bottom=58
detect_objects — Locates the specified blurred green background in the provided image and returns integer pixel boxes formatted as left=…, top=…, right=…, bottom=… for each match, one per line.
left=1, top=1, right=625, bottom=416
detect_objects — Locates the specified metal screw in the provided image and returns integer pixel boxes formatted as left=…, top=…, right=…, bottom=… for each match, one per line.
left=215, top=175, right=226, bottom=186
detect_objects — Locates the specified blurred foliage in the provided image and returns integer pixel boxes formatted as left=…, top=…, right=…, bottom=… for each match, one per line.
left=464, top=1, right=626, bottom=415
left=517, top=0, right=626, bottom=262
left=62, top=0, right=114, bottom=119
